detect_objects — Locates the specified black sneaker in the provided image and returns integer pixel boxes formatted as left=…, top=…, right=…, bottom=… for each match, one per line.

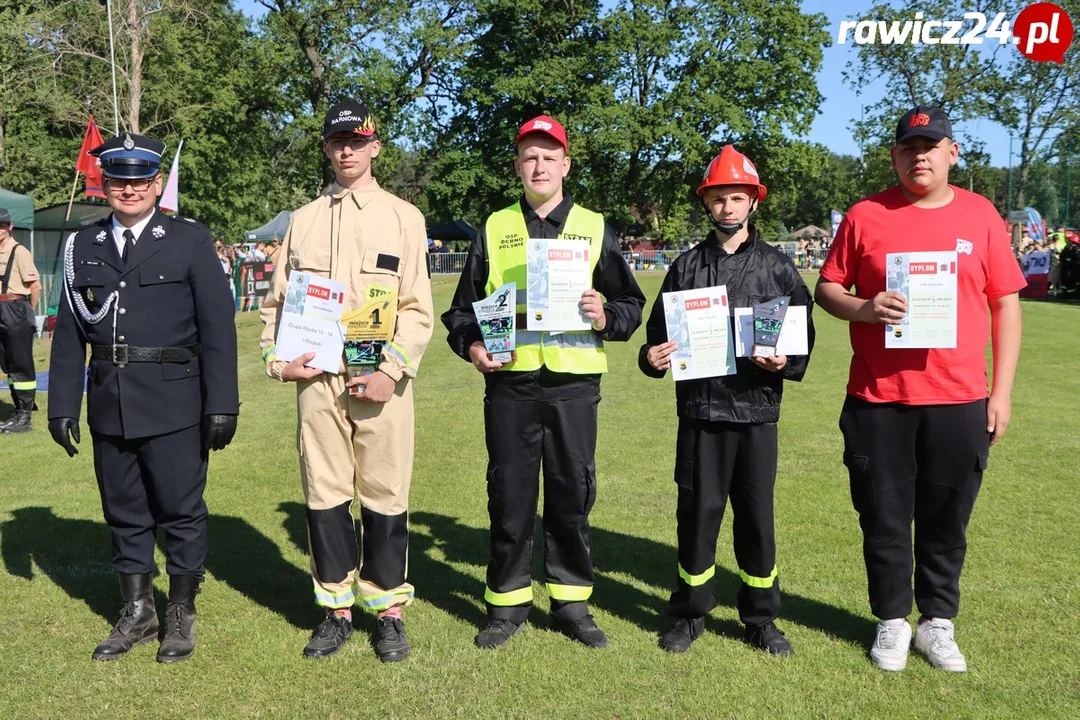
left=554, top=614, right=608, bottom=649
left=374, top=616, right=410, bottom=663
left=744, top=622, right=793, bottom=656
left=474, top=618, right=524, bottom=649
left=303, top=613, right=353, bottom=659
left=660, top=616, right=705, bottom=653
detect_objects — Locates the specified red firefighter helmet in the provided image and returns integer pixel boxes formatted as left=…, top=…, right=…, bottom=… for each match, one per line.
left=697, top=145, right=768, bottom=203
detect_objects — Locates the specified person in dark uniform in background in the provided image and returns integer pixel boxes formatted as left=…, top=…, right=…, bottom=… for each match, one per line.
left=0, top=207, right=42, bottom=433
left=47, top=132, right=239, bottom=663
left=442, top=115, right=645, bottom=650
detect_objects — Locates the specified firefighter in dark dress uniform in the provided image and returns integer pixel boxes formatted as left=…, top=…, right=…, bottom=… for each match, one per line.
left=47, top=132, right=239, bottom=663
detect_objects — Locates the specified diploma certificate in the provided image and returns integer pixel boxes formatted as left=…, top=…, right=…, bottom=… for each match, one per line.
left=526, top=239, right=591, bottom=332
left=275, top=271, right=346, bottom=373
left=885, top=251, right=958, bottom=349
left=663, top=285, right=737, bottom=381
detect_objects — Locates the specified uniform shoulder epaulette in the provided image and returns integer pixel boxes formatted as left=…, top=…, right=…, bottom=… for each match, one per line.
left=174, top=216, right=211, bottom=235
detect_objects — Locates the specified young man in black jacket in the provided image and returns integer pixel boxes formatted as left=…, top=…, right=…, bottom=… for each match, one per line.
left=640, top=145, right=815, bottom=655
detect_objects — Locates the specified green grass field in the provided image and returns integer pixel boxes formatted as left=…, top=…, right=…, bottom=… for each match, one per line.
left=1, top=273, right=1078, bottom=719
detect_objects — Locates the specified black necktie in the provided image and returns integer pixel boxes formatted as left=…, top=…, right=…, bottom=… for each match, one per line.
left=122, top=229, right=135, bottom=264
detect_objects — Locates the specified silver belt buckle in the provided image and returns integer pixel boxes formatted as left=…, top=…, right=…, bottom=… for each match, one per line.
left=111, top=344, right=129, bottom=366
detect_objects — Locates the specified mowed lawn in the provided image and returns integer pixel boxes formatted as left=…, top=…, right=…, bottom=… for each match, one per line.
left=1, top=273, right=1078, bottom=719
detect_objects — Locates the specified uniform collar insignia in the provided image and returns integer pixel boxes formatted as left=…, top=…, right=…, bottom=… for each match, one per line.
left=123, top=133, right=135, bottom=150
left=151, top=225, right=165, bottom=238
left=94, top=230, right=107, bottom=244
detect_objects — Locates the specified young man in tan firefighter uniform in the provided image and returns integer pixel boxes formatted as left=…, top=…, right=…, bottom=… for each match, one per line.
left=0, top=207, right=42, bottom=434
left=640, top=146, right=815, bottom=656
left=442, top=115, right=645, bottom=650
left=260, top=100, right=433, bottom=663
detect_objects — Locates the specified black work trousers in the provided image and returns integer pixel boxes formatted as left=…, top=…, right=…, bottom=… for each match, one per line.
left=669, top=418, right=781, bottom=628
left=92, top=424, right=209, bottom=578
left=0, top=298, right=36, bottom=410
left=484, top=390, right=599, bottom=624
left=839, top=396, right=989, bottom=621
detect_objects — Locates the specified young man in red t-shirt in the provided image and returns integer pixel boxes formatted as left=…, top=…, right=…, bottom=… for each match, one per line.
left=816, top=106, right=1024, bottom=673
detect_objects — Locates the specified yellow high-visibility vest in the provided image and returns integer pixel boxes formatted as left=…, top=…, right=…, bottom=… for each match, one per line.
left=484, top=203, right=607, bottom=374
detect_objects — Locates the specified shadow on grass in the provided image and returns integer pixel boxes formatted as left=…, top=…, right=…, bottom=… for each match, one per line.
left=1, top=506, right=315, bottom=629
left=277, top=503, right=875, bottom=644
left=0, top=398, right=13, bottom=423
left=4, top=504, right=876, bottom=646
left=0, top=506, right=166, bottom=624
left=204, top=514, right=315, bottom=630
left=592, top=525, right=876, bottom=645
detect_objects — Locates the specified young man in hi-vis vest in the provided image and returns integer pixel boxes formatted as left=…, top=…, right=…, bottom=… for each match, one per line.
left=442, top=115, right=645, bottom=650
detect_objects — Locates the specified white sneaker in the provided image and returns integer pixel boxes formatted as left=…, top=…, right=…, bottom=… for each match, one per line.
left=870, top=618, right=912, bottom=671
left=914, top=618, right=967, bottom=672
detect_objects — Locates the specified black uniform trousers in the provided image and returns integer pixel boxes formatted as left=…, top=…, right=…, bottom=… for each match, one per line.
left=670, top=418, right=781, bottom=627
left=484, top=383, right=599, bottom=624
left=839, top=396, right=989, bottom=621
left=0, top=298, right=36, bottom=411
left=92, top=424, right=209, bottom=578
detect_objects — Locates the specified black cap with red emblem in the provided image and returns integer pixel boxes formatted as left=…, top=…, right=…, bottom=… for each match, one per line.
left=895, top=105, right=953, bottom=145
left=322, top=100, right=378, bottom=141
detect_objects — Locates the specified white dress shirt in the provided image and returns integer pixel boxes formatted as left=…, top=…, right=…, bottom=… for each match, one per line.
left=110, top=214, right=155, bottom=259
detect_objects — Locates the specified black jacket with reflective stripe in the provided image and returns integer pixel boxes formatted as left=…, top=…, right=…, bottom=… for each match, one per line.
left=638, top=227, right=815, bottom=424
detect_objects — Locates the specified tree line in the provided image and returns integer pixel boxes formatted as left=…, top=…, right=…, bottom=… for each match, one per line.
left=0, top=0, right=1077, bottom=244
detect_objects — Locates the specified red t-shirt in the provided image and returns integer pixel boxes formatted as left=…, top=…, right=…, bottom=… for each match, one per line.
left=820, top=185, right=1025, bottom=405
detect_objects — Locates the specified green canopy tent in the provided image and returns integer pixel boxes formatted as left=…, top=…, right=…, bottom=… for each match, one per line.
left=0, top=187, right=35, bottom=230
left=245, top=211, right=291, bottom=243
left=33, top=201, right=112, bottom=314
left=0, top=186, right=35, bottom=257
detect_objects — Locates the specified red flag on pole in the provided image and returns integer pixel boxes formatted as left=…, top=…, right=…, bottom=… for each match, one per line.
left=76, top=116, right=106, bottom=198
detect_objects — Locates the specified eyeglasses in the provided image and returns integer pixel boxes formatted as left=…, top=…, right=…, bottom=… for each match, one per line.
left=326, top=137, right=374, bottom=153
left=104, top=177, right=155, bottom=193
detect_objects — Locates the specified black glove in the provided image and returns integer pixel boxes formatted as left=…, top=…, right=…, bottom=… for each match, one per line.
left=203, top=414, right=237, bottom=451
left=48, top=417, right=80, bottom=457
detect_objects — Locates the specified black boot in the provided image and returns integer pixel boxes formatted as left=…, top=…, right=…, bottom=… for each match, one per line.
left=92, top=574, right=158, bottom=661
left=553, top=614, right=608, bottom=649
left=157, top=575, right=200, bottom=663
left=1, top=409, right=31, bottom=434
left=745, top=621, right=794, bottom=656
left=2, top=393, right=33, bottom=433
left=660, top=616, right=705, bottom=653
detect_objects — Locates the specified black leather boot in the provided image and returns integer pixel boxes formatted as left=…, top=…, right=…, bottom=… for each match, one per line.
left=1, top=409, right=31, bottom=434
left=92, top=574, right=158, bottom=661
left=157, top=575, right=200, bottom=663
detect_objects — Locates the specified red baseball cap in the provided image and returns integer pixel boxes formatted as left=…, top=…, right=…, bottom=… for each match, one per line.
left=515, top=115, right=568, bottom=152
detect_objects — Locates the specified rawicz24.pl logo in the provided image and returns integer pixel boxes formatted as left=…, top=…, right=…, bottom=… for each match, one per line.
left=837, top=2, right=1074, bottom=63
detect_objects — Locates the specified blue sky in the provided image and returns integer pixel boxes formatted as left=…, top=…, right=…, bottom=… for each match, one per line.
left=234, top=0, right=1019, bottom=166
left=802, top=0, right=1015, bottom=166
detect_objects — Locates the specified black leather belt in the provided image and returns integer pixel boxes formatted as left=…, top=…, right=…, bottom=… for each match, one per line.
left=91, top=343, right=200, bottom=365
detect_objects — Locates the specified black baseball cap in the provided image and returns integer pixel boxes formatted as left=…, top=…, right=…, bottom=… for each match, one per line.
left=895, top=105, right=953, bottom=145
left=0, top=208, right=10, bottom=224
left=322, top=100, right=377, bottom=140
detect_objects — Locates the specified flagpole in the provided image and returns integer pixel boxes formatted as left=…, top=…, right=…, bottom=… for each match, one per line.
left=106, top=0, right=120, bottom=135
left=65, top=168, right=81, bottom=222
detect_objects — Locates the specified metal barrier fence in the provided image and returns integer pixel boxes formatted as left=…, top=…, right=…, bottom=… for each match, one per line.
left=428, top=252, right=470, bottom=275
left=623, top=250, right=682, bottom=270
left=425, top=247, right=830, bottom=275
